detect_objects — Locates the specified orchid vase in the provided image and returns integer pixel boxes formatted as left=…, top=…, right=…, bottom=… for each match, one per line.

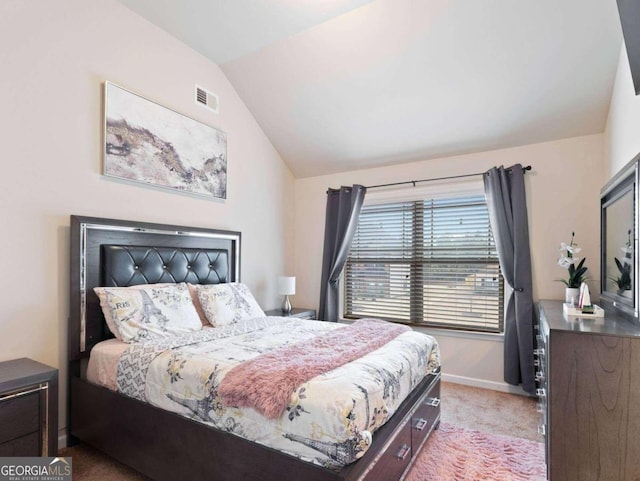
left=565, top=287, right=580, bottom=304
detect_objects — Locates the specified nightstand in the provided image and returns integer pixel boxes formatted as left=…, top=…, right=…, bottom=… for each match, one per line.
left=265, top=308, right=316, bottom=320
left=0, top=358, right=58, bottom=456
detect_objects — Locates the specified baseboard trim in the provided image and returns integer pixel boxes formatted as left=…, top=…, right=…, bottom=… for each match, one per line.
left=442, top=373, right=529, bottom=396
left=58, top=429, right=68, bottom=450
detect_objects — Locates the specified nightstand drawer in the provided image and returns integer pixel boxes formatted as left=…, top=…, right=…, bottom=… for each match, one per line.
left=0, top=390, right=40, bottom=444
left=0, top=432, right=39, bottom=456
left=0, top=359, right=58, bottom=456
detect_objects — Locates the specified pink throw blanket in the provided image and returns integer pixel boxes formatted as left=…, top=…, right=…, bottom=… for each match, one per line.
left=218, top=319, right=410, bottom=419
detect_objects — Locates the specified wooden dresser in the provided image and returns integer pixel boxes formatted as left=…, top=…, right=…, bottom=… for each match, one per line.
left=0, top=358, right=58, bottom=456
left=537, top=300, right=640, bottom=480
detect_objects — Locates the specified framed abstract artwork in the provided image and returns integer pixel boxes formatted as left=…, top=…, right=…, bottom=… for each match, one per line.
left=104, top=82, right=227, bottom=199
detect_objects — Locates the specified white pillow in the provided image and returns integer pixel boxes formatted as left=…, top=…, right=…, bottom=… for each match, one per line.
left=194, top=283, right=265, bottom=326
left=94, top=283, right=202, bottom=342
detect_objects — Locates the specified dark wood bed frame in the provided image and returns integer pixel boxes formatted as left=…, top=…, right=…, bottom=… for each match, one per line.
left=68, top=215, right=441, bottom=481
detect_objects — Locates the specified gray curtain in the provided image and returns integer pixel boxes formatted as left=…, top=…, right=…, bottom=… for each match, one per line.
left=483, top=165, right=535, bottom=395
left=318, top=185, right=366, bottom=321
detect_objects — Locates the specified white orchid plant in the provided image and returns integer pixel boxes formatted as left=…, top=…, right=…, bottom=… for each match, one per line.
left=557, top=232, right=588, bottom=288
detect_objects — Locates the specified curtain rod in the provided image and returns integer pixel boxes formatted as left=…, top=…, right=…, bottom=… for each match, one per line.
left=364, top=165, right=532, bottom=191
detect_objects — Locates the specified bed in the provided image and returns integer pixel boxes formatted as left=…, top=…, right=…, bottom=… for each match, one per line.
left=68, top=215, right=441, bottom=481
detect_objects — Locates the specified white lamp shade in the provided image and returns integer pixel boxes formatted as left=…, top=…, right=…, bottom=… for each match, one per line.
left=277, top=276, right=296, bottom=295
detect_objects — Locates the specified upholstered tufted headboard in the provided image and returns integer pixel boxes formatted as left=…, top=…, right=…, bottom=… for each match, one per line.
left=69, top=216, right=241, bottom=361
left=102, top=246, right=229, bottom=287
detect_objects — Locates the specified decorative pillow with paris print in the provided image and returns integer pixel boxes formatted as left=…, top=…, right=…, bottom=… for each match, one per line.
left=94, top=283, right=201, bottom=342
left=193, top=283, right=265, bottom=326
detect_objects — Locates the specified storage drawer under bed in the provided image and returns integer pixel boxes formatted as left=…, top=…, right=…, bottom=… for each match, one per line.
left=363, top=422, right=412, bottom=481
left=362, top=372, right=441, bottom=481
left=411, top=380, right=441, bottom=452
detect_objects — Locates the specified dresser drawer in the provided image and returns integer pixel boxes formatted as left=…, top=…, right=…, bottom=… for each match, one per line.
left=411, top=382, right=441, bottom=451
left=0, top=390, right=40, bottom=445
left=363, top=423, right=412, bottom=481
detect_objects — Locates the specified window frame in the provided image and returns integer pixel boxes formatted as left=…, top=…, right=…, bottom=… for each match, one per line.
left=342, top=180, right=505, bottom=333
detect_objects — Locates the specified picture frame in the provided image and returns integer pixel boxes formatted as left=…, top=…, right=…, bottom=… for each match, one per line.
left=104, top=81, right=227, bottom=199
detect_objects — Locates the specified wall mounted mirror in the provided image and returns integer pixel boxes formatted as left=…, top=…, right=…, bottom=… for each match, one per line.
left=601, top=155, right=639, bottom=320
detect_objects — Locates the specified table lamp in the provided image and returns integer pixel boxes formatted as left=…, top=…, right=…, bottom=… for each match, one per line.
left=277, top=276, right=296, bottom=314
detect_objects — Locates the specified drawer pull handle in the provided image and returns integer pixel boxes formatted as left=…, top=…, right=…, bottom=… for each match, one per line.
left=0, top=384, right=48, bottom=403
left=414, top=418, right=428, bottom=431
left=395, top=443, right=410, bottom=461
left=425, top=397, right=440, bottom=407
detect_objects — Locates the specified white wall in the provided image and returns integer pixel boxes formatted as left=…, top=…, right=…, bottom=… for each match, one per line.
left=605, top=44, right=640, bottom=178
left=293, top=134, right=605, bottom=390
left=0, top=0, right=294, bottom=436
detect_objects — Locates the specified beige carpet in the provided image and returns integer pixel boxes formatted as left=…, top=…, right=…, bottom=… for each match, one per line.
left=60, top=382, right=541, bottom=480
left=439, top=382, right=540, bottom=442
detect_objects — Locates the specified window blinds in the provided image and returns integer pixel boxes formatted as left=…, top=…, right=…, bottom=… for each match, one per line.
left=344, top=194, right=504, bottom=332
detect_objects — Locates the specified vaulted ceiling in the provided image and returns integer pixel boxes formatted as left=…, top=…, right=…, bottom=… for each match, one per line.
left=118, top=0, right=622, bottom=177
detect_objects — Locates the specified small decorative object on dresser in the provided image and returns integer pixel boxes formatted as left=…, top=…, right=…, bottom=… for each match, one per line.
left=556, top=231, right=589, bottom=303
left=562, top=282, right=605, bottom=317
left=0, top=358, right=58, bottom=456
left=277, top=276, right=296, bottom=314
left=264, top=308, right=316, bottom=320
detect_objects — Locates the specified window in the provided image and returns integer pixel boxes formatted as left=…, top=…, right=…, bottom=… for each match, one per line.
left=344, top=193, right=504, bottom=332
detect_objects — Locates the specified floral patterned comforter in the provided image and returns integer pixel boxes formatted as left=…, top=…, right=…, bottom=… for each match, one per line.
left=115, top=317, right=440, bottom=468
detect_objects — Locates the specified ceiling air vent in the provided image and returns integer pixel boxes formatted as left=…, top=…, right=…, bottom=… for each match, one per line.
left=195, top=85, right=219, bottom=114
